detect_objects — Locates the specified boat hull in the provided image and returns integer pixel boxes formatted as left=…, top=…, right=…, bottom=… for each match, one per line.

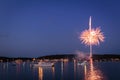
left=34, top=62, right=54, bottom=67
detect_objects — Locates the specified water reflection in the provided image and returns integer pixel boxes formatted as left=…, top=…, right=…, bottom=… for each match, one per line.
left=74, top=59, right=77, bottom=80
left=84, top=58, right=104, bottom=80
left=52, top=66, right=55, bottom=73
left=84, top=64, right=87, bottom=80
left=52, top=66, right=55, bottom=80
left=61, top=61, right=63, bottom=80
left=0, top=60, right=109, bottom=80
left=38, top=67, right=43, bottom=80
left=38, top=66, right=55, bottom=80
left=16, top=64, right=21, bottom=74
left=61, top=60, right=69, bottom=80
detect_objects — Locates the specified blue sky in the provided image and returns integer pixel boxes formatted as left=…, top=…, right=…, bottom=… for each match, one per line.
left=0, top=0, right=120, bottom=57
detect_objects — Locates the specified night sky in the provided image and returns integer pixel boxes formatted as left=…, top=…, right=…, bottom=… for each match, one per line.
left=0, top=0, right=120, bottom=57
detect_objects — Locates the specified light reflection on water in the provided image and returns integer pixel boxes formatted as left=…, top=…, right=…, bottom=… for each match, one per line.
left=61, top=60, right=69, bottom=80
left=84, top=58, right=104, bottom=80
left=74, top=59, right=77, bottom=80
left=0, top=61, right=120, bottom=80
left=84, top=64, right=87, bottom=80
left=38, top=66, right=55, bottom=80
left=38, top=67, right=43, bottom=80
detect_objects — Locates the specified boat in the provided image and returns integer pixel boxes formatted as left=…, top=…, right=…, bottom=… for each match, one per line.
left=34, top=62, right=54, bottom=67
left=77, top=61, right=87, bottom=66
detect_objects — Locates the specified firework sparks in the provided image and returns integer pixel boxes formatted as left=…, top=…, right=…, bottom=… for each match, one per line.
left=79, top=16, right=105, bottom=57
left=80, top=27, right=104, bottom=45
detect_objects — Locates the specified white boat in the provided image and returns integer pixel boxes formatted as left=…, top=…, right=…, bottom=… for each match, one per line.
left=34, top=62, right=54, bottom=67
left=77, top=61, right=87, bottom=66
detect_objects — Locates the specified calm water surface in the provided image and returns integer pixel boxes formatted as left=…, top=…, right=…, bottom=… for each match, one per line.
left=0, top=60, right=120, bottom=80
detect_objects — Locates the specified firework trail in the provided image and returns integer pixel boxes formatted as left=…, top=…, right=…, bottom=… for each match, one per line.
left=80, top=16, right=105, bottom=58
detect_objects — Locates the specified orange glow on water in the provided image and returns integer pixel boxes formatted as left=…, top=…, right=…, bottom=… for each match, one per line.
left=52, top=66, right=55, bottom=73
left=38, top=67, right=43, bottom=80
left=85, top=58, right=104, bottom=80
left=84, top=64, right=87, bottom=80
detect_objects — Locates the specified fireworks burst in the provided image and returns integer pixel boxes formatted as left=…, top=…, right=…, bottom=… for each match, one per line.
left=80, top=27, right=104, bottom=46
left=79, top=16, right=105, bottom=58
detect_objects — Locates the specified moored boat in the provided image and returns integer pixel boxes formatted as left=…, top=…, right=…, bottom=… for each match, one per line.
left=77, top=61, right=87, bottom=66
left=34, top=62, right=54, bottom=67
